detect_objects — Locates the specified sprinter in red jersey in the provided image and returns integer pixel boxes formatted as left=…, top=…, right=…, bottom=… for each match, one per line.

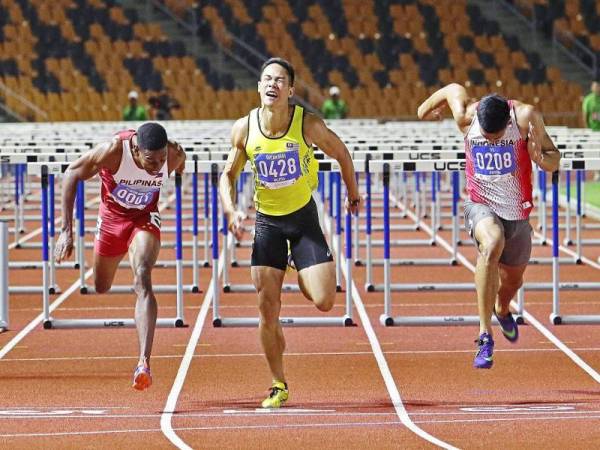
left=55, top=122, right=186, bottom=390
left=418, top=84, right=560, bottom=369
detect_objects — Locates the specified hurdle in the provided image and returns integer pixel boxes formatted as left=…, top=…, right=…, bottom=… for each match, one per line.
left=551, top=159, right=600, bottom=325
left=207, top=161, right=355, bottom=327
left=25, top=163, right=187, bottom=329
left=0, top=219, right=9, bottom=332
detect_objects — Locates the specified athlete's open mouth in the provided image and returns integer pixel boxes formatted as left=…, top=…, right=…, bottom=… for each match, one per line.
left=266, top=91, right=278, bottom=98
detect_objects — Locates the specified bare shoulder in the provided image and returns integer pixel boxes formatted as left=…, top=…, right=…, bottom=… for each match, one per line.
left=94, top=135, right=122, bottom=169
left=512, top=100, right=536, bottom=133
left=302, top=111, right=327, bottom=144
left=231, top=115, right=250, bottom=149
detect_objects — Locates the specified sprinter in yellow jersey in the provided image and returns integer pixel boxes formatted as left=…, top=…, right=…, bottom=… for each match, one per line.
left=220, top=58, right=360, bottom=408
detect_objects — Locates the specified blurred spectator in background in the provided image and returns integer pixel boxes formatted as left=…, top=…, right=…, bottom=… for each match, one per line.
left=321, top=86, right=348, bottom=119
left=582, top=81, right=600, bottom=179
left=122, top=90, right=148, bottom=121
left=582, top=81, right=600, bottom=131
left=149, top=90, right=180, bottom=120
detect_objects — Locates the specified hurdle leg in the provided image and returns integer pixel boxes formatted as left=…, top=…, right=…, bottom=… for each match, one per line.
left=429, top=172, right=437, bottom=245
left=210, top=164, right=222, bottom=326
left=19, top=164, right=25, bottom=233
left=380, top=164, right=393, bottom=326
left=344, top=210, right=354, bottom=325
left=563, top=171, right=572, bottom=245
left=549, top=171, right=561, bottom=325
left=222, top=214, right=230, bottom=292
left=353, top=173, right=361, bottom=266
left=0, top=219, right=9, bottom=331
left=335, top=172, right=342, bottom=292
left=41, top=168, right=51, bottom=327
left=191, top=167, right=199, bottom=292
left=365, top=168, right=373, bottom=291
left=451, top=171, right=459, bottom=265
left=576, top=170, right=582, bottom=261
left=48, top=174, right=58, bottom=294
left=13, top=163, right=19, bottom=244
left=174, top=173, right=185, bottom=326
left=77, top=181, right=87, bottom=293
left=203, top=173, right=210, bottom=267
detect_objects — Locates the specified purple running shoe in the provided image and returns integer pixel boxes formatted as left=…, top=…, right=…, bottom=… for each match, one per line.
left=494, top=310, right=519, bottom=343
left=473, top=332, right=494, bottom=369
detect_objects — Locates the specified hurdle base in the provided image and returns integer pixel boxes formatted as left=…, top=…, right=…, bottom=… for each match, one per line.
left=224, top=283, right=300, bottom=293
left=373, top=283, right=475, bottom=292
left=212, top=316, right=352, bottom=327
left=0, top=321, right=8, bottom=332
left=80, top=284, right=197, bottom=294
left=370, top=258, right=456, bottom=266
left=380, top=315, right=510, bottom=327
left=549, top=314, right=600, bottom=325
left=9, top=286, right=45, bottom=294
left=43, top=317, right=186, bottom=329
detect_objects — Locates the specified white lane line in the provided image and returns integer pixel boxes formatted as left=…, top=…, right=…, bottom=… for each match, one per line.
left=0, top=268, right=93, bottom=359
left=404, top=207, right=600, bottom=384
left=3, top=408, right=597, bottom=420
left=5, top=346, right=600, bottom=363
left=160, top=247, right=225, bottom=450
left=5, top=413, right=600, bottom=439
left=328, top=216, right=456, bottom=449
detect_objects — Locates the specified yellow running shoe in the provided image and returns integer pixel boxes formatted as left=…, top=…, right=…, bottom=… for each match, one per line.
left=261, top=381, right=289, bottom=408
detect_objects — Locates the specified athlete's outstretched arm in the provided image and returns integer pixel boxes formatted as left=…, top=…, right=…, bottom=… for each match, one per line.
left=219, top=117, right=249, bottom=240
left=417, top=83, right=471, bottom=128
left=520, top=105, right=561, bottom=172
left=304, top=113, right=360, bottom=214
left=55, top=139, right=120, bottom=263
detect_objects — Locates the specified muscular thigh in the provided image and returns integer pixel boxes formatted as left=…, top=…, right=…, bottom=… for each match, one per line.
left=251, top=213, right=288, bottom=271
left=464, top=200, right=504, bottom=249
left=289, top=198, right=333, bottom=271
left=128, top=230, right=161, bottom=271
left=499, top=220, right=532, bottom=266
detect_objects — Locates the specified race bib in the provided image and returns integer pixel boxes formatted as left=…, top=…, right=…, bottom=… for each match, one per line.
left=111, top=184, right=156, bottom=209
left=472, top=145, right=515, bottom=176
left=254, top=148, right=301, bottom=189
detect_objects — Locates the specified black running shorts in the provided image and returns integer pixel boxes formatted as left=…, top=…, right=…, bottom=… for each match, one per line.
left=251, top=197, right=333, bottom=271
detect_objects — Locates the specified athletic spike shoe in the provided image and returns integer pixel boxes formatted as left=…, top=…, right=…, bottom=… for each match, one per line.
left=494, top=309, right=519, bottom=343
left=261, top=381, right=289, bottom=408
left=132, top=365, right=152, bottom=391
left=473, top=333, right=494, bottom=369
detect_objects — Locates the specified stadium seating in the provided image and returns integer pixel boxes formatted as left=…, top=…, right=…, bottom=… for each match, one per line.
left=171, top=0, right=583, bottom=124
left=0, top=0, right=256, bottom=121
left=0, top=0, right=587, bottom=124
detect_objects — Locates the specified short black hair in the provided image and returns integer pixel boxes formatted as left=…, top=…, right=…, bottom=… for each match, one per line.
left=260, top=57, right=295, bottom=86
left=137, top=122, right=168, bottom=151
left=477, top=94, right=510, bottom=134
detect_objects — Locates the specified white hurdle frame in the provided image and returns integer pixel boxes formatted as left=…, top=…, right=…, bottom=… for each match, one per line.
left=205, top=161, right=355, bottom=327
left=0, top=219, right=9, bottom=331
left=27, top=163, right=187, bottom=329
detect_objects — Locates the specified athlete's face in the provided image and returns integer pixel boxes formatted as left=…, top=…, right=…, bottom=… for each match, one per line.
left=258, top=64, right=294, bottom=107
left=135, top=146, right=167, bottom=175
left=480, top=128, right=506, bottom=142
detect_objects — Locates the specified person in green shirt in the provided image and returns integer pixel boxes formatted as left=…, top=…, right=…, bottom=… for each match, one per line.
left=582, top=81, right=600, bottom=131
left=582, top=81, right=600, bottom=180
left=321, top=86, right=348, bottom=119
left=122, top=90, right=148, bottom=121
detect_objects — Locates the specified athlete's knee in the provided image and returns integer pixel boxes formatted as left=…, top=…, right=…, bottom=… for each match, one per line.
left=478, top=236, right=505, bottom=263
left=94, top=278, right=112, bottom=294
left=133, top=264, right=153, bottom=293
left=258, top=297, right=281, bottom=325
left=313, top=289, right=336, bottom=312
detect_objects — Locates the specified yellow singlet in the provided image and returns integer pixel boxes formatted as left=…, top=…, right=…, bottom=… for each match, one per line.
left=245, top=105, right=318, bottom=216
